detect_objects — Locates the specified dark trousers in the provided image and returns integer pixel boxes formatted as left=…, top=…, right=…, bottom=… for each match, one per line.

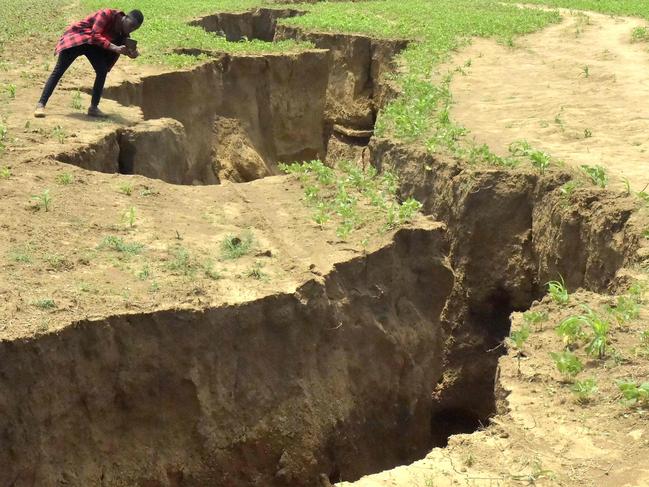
left=39, top=44, right=111, bottom=107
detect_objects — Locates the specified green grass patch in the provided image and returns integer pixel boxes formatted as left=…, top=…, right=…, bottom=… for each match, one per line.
left=99, top=235, right=145, bottom=254
left=280, top=159, right=423, bottom=239
left=80, top=0, right=307, bottom=67
left=220, top=232, right=254, bottom=260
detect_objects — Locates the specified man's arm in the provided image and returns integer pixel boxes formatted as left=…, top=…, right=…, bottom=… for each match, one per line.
left=90, top=9, right=127, bottom=54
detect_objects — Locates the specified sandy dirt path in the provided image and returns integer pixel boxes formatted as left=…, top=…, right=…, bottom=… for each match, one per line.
left=448, top=8, right=649, bottom=191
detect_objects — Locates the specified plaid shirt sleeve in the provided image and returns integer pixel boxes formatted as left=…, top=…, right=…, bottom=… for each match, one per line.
left=55, top=9, right=123, bottom=54
left=88, top=9, right=114, bottom=49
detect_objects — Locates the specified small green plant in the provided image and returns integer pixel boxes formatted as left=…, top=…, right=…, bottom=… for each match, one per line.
left=580, top=164, right=608, bottom=188
left=33, top=298, right=55, bottom=310
left=166, top=246, right=194, bottom=276
left=510, top=324, right=531, bottom=349
left=617, top=380, right=649, bottom=406
left=635, top=331, right=649, bottom=358
left=8, top=245, right=32, bottom=263
left=559, top=180, right=579, bottom=201
left=0, top=166, right=10, bottom=179
left=119, top=183, right=133, bottom=196
left=622, top=177, right=632, bottom=196
left=71, top=90, right=83, bottom=110
left=55, top=172, right=73, bottom=185
left=31, top=189, right=52, bottom=211
left=571, top=378, right=597, bottom=404
left=5, top=83, right=16, bottom=98
left=580, top=65, right=590, bottom=78
left=52, top=125, right=66, bottom=144
left=547, top=277, right=569, bottom=305
left=122, top=206, right=136, bottom=228
left=550, top=351, right=583, bottom=380
left=523, top=310, right=548, bottom=331
left=583, top=128, right=592, bottom=138
left=137, top=265, right=150, bottom=280
left=631, top=26, right=649, bottom=43
left=582, top=306, right=610, bottom=359
left=99, top=235, right=144, bottom=254
left=508, top=140, right=551, bottom=174
left=606, top=295, right=640, bottom=325
left=628, top=281, right=647, bottom=303
left=509, top=323, right=531, bottom=374
left=220, top=232, right=254, bottom=260
left=204, top=263, right=222, bottom=281
left=247, top=261, right=269, bottom=281
left=556, top=315, right=586, bottom=347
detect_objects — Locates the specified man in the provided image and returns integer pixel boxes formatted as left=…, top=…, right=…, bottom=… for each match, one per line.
left=35, top=9, right=144, bottom=118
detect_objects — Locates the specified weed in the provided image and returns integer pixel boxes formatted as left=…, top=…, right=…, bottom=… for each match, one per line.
left=0, top=122, right=8, bottom=152
left=508, top=139, right=551, bottom=173
left=580, top=65, right=590, bottom=78
left=559, top=180, right=580, bottom=201
left=122, top=206, right=136, bottom=228
left=628, top=281, right=648, bottom=303
left=580, top=164, right=608, bottom=188
left=71, top=90, right=83, bottom=110
left=52, top=125, right=66, bottom=144
left=0, top=166, right=10, bottom=179
left=55, top=172, right=73, bottom=185
left=33, top=298, right=55, bottom=310
left=141, top=187, right=160, bottom=197
left=571, top=378, right=597, bottom=404
left=509, top=323, right=531, bottom=374
left=31, top=189, right=52, bottom=211
left=556, top=315, right=586, bottom=347
left=583, top=128, right=592, bottom=138
left=204, top=263, right=223, bottom=280
left=137, top=265, right=150, bottom=280
left=119, top=183, right=133, bottom=196
left=623, top=177, right=632, bottom=196
left=634, top=330, right=649, bottom=358
left=99, top=235, right=144, bottom=254
left=166, top=246, right=194, bottom=276
left=8, top=245, right=32, bottom=263
left=220, top=232, right=254, bottom=260
left=582, top=306, right=610, bottom=359
left=617, top=380, right=649, bottom=406
left=523, top=310, right=548, bottom=331
left=247, top=261, right=269, bottom=281
left=606, top=295, right=640, bottom=325
left=5, top=83, right=16, bottom=98
left=550, top=350, right=583, bottom=380
left=631, top=26, right=649, bottom=43
left=547, top=277, right=569, bottom=305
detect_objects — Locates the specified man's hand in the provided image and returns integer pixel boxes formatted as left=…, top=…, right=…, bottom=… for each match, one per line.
left=112, top=45, right=130, bottom=55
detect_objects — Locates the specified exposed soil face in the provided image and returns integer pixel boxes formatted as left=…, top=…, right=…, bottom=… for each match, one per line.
left=1, top=224, right=462, bottom=487
left=447, top=8, right=649, bottom=190
left=99, top=50, right=330, bottom=184
left=190, top=8, right=304, bottom=42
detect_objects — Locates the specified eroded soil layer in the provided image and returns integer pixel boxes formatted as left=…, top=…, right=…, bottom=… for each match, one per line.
left=2, top=224, right=481, bottom=487
left=89, top=50, right=330, bottom=184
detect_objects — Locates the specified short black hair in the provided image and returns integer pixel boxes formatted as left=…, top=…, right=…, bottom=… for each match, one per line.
left=128, top=9, right=144, bottom=26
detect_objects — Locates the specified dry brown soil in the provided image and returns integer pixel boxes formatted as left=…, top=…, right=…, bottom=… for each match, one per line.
left=448, top=8, right=649, bottom=191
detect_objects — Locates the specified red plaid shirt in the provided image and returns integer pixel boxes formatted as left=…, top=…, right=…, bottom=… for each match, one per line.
left=55, top=9, right=126, bottom=54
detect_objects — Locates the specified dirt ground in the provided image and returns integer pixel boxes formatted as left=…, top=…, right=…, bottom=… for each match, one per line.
left=448, top=7, right=649, bottom=191
left=1, top=3, right=649, bottom=487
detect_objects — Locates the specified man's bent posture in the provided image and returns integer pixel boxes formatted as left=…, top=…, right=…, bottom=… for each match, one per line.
left=35, top=9, right=144, bottom=118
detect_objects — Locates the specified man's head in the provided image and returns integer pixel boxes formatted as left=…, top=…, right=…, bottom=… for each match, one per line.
left=122, top=9, right=144, bottom=35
